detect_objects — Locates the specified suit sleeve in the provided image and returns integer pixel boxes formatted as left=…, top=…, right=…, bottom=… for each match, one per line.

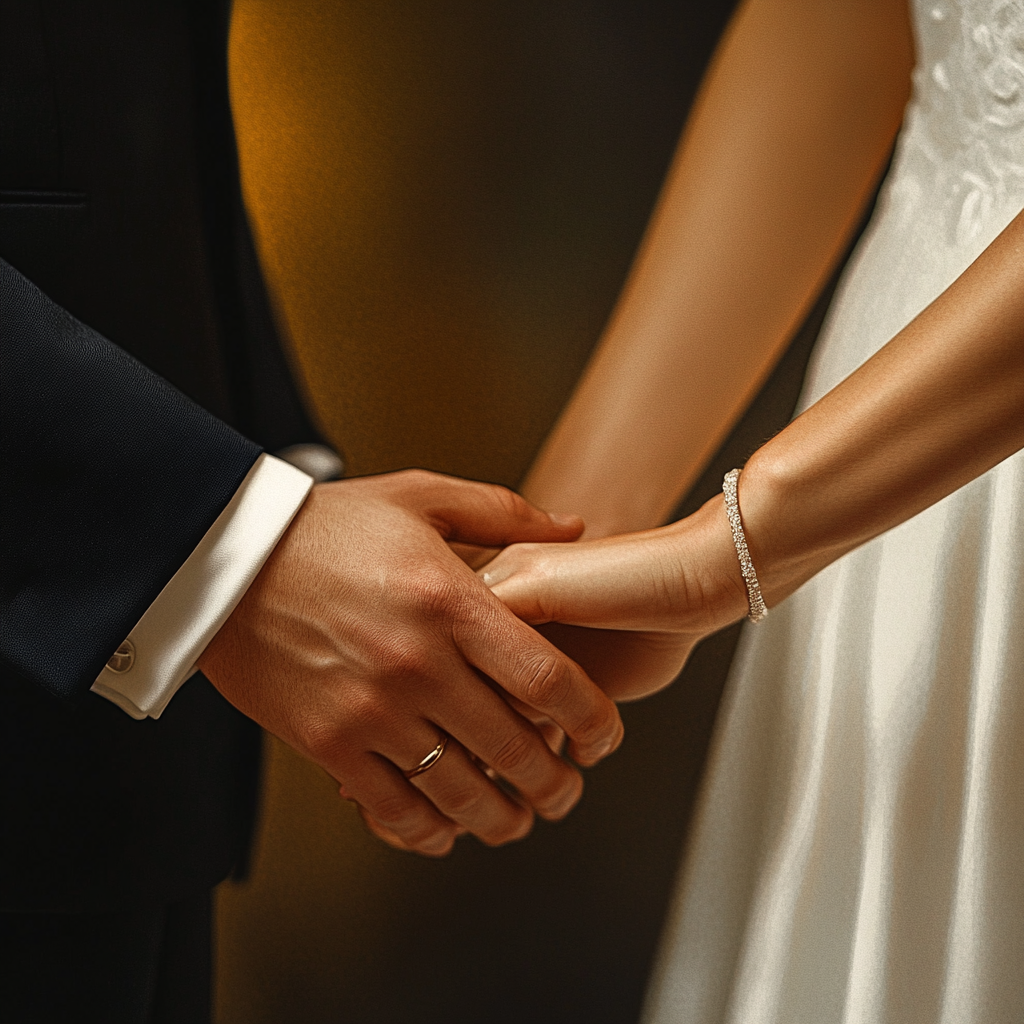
left=1, top=256, right=263, bottom=700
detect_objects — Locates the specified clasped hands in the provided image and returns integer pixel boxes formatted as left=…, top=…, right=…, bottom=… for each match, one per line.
left=199, top=469, right=748, bottom=857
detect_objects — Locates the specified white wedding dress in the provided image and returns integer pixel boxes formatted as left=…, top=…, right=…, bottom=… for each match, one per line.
left=643, top=3, right=1024, bottom=1022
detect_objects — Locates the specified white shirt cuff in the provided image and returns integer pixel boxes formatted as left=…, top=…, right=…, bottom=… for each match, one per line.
left=91, top=453, right=314, bottom=719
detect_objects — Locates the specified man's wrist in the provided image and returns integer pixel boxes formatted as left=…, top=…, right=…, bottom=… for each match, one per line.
left=91, top=454, right=314, bottom=719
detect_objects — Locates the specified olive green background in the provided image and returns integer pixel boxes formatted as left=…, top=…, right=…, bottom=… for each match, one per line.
left=215, top=3, right=832, bottom=1021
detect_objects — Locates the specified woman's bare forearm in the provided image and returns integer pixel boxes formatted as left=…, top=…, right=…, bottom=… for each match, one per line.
left=483, top=212, right=1023, bottom=702
left=522, top=0, right=913, bottom=537
left=739, top=209, right=1024, bottom=606
left=491, top=212, right=1024, bottom=623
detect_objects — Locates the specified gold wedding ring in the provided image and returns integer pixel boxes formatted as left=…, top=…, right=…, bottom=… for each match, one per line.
left=404, top=735, right=449, bottom=779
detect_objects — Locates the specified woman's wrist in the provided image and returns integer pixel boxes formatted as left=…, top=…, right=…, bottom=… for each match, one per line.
left=736, top=442, right=864, bottom=610
left=667, top=453, right=837, bottom=631
left=662, top=495, right=751, bottom=635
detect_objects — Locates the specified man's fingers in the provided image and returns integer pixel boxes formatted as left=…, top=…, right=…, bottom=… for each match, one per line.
left=382, top=656, right=586, bottom=824
left=354, top=805, right=437, bottom=854
left=355, top=804, right=415, bottom=852
left=336, top=754, right=461, bottom=857
left=404, top=738, right=536, bottom=846
left=458, top=602, right=624, bottom=767
left=426, top=675, right=586, bottom=822
left=448, top=541, right=501, bottom=570
left=355, top=804, right=470, bottom=853
left=502, top=693, right=567, bottom=755
left=354, top=717, right=541, bottom=848
left=382, top=470, right=584, bottom=547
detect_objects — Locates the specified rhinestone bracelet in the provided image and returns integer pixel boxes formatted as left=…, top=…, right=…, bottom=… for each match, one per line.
left=723, top=468, right=768, bottom=623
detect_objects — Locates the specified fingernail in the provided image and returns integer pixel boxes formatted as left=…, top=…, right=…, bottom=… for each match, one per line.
left=549, top=512, right=582, bottom=527
left=552, top=793, right=578, bottom=818
left=480, top=566, right=510, bottom=588
left=422, top=835, right=453, bottom=855
left=591, top=731, right=621, bottom=761
left=544, top=783, right=581, bottom=820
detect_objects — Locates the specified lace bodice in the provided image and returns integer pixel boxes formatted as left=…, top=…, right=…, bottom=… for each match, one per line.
left=899, top=0, right=1024, bottom=244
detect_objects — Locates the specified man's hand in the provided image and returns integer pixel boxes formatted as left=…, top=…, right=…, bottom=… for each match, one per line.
left=198, top=470, right=623, bottom=857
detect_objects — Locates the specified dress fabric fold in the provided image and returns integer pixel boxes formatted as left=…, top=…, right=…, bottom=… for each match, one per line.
left=643, top=2, right=1024, bottom=1021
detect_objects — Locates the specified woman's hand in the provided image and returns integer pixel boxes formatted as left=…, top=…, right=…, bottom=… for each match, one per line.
left=482, top=496, right=750, bottom=701
left=534, top=624, right=702, bottom=703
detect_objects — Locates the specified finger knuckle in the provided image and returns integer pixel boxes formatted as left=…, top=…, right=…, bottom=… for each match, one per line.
left=405, top=815, right=458, bottom=856
left=296, top=711, right=347, bottom=766
left=341, top=683, right=386, bottom=725
left=404, top=819, right=453, bottom=851
left=490, top=484, right=525, bottom=521
left=405, top=567, right=468, bottom=624
left=396, top=467, right=434, bottom=489
left=494, top=543, right=543, bottom=577
left=545, top=770, right=584, bottom=815
left=575, top=704, right=618, bottom=746
left=488, top=729, right=539, bottom=777
left=441, top=784, right=485, bottom=820
left=521, top=654, right=573, bottom=708
left=309, top=687, right=390, bottom=757
left=376, top=636, right=434, bottom=681
left=519, top=543, right=553, bottom=570
left=508, top=811, right=534, bottom=842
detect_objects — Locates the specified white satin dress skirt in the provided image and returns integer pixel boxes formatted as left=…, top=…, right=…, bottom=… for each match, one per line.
left=643, top=2, right=1024, bottom=1021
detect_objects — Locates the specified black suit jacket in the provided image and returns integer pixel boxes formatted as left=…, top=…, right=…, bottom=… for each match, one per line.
left=1, top=0, right=323, bottom=911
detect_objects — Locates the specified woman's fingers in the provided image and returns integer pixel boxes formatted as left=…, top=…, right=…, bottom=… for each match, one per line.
left=481, top=540, right=631, bottom=625
left=483, top=529, right=705, bottom=633
left=480, top=533, right=712, bottom=702
left=537, top=623, right=697, bottom=702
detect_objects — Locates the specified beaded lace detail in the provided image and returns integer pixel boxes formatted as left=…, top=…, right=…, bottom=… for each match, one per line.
left=897, top=0, right=1024, bottom=244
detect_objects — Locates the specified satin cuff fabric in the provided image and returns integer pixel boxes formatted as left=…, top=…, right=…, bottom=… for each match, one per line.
left=92, top=454, right=313, bottom=719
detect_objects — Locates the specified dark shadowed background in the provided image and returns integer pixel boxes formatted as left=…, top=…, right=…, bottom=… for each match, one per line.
left=217, top=2, right=841, bottom=1021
